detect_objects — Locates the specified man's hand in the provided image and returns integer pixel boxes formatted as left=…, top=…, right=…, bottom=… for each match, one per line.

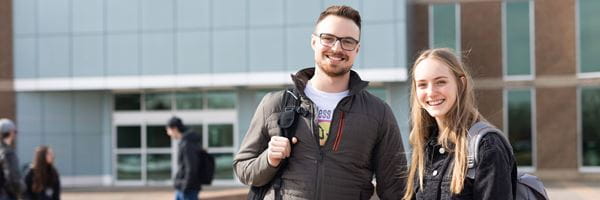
left=267, top=136, right=298, bottom=167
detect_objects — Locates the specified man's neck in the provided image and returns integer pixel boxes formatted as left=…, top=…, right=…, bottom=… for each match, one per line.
left=310, top=66, right=350, bottom=93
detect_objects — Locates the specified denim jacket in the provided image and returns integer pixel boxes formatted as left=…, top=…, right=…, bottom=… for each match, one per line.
left=413, top=126, right=517, bottom=200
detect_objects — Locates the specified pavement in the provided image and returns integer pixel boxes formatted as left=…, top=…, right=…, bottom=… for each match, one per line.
left=62, top=181, right=600, bottom=200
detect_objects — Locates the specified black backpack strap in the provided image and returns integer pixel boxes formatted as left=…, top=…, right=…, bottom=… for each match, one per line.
left=466, top=121, right=512, bottom=179
left=248, top=88, right=303, bottom=200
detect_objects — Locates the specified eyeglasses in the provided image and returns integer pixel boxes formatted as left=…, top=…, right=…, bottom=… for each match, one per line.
left=313, top=33, right=359, bottom=51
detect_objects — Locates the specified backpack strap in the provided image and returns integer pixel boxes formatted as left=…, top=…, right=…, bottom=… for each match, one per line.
left=466, top=121, right=513, bottom=179
left=272, top=87, right=304, bottom=200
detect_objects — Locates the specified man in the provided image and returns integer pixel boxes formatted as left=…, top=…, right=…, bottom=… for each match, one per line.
left=0, top=118, right=21, bottom=200
left=233, top=5, right=407, bottom=200
left=166, top=116, right=202, bottom=200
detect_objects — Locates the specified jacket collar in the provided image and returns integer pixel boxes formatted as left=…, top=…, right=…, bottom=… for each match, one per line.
left=290, top=67, right=369, bottom=97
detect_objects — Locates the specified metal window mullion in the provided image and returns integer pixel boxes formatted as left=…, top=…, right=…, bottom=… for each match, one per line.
left=530, top=87, right=537, bottom=171
left=141, top=122, right=147, bottom=184
left=428, top=5, right=434, bottom=48
left=455, top=3, right=461, bottom=52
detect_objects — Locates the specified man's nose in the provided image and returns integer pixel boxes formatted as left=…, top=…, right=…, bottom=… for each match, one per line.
left=330, top=40, right=342, bottom=51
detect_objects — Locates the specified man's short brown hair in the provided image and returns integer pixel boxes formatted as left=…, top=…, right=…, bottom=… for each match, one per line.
left=316, top=5, right=362, bottom=32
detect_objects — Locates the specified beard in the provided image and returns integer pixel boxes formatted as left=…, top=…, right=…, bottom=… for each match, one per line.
left=316, top=53, right=352, bottom=77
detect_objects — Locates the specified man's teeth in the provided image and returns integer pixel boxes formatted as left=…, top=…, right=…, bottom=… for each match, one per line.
left=428, top=99, right=444, bottom=106
left=327, top=55, right=343, bottom=61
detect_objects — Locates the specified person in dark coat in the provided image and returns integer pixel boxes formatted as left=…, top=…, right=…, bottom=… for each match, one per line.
left=0, top=118, right=23, bottom=200
left=166, top=116, right=202, bottom=200
left=23, top=145, right=60, bottom=200
left=403, top=48, right=517, bottom=200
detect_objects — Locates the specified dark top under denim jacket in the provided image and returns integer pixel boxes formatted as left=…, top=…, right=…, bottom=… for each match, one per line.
left=413, top=126, right=517, bottom=200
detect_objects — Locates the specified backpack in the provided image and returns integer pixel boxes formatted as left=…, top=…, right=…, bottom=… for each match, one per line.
left=247, top=88, right=304, bottom=200
left=198, top=149, right=215, bottom=185
left=466, top=121, right=549, bottom=200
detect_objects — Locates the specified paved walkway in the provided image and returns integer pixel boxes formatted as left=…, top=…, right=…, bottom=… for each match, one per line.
left=62, top=181, right=600, bottom=200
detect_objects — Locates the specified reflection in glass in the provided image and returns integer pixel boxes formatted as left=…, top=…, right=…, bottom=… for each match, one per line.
left=145, top=92, right=172, bottom=110
left=507, top=90, right=532, bottom=166
left=211, top=153, right=234, bottom=179
left=114, top=94, right=141, bottom=111
left=580, top=0, right=600, bottom=73
left=117, top=126, right=141, bottom=148
left=176, top=92, right=203, bottom=110
left=206, top=91, right=236, bottom=109
left=432, top=4, right=457, bottom=49
left=147, top=154, right=172, bottom=181
left=208, top=124, right=233, bottom=147
left=117, top=154, right=141, bottom=180
left=147, top=126, right=171, bottom=148
left=582, top=88, right=600, bottom=166
left=506, top=1, right=531, bottom=76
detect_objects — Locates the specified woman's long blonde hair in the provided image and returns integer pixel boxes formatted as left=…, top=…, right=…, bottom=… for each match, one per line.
left=403, top=48, right=485, bottom=200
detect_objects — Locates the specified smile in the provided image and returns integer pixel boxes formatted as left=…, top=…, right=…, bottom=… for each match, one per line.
left=326, top=54, right=345, bottom=61
left=427, top=99, right=445, bottom=106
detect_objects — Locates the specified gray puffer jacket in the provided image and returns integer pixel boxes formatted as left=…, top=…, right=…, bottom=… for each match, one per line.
left=233, top=68, right=408, bottom=200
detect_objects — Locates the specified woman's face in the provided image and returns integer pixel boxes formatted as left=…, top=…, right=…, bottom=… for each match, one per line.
left=414, top=58, right=459, bottom=121
left=46, top=148, right=54, bottom=164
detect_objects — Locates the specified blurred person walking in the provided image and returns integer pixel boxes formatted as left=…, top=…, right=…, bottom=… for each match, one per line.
left=23, top=146, right=60, bottom=200
left=0, top=118, right=22, bottom=200
left=165, top=116, right=203, bottom=200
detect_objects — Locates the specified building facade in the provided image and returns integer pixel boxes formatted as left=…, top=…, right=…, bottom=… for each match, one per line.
left=3, top=0, right=411, bottom=186
left=2, top=0, right=599, bottom=188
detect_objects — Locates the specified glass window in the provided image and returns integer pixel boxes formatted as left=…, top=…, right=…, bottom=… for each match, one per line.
left=208, top=124, right=234, bottom=147
left=431, top=4, right=458, bottom=50
left=580, top=0, right=600, bottom=73
left=507, top=89, right=533, bottom=166
left=117, top=154, right=141, bottom=180
left=146, top=125, right=171, bottom=148
left=114, top=94, right=141, bottom=111
left=206, top=91, right=236, bottom=109
left=117, top=126, right=141, bottom=148
left=212, top=153, right=234, bottom=179
left=368, top=88, right=387, bottom=102
left=582, top=87, right=600, bottom=166
left=176, top=92, right=203, bottom=110
left=505, top=1, right=531, bottom=76
left=147, top=154, right=171, bottom=181
left=145, top=92, right=172, bottom=110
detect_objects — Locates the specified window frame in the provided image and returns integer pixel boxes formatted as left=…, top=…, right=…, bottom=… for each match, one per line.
left=428, top=3, right=461, bottom=51
left=112, top=90, right=240, bottom=186
left=578, top=86, right=600, bottom=172
left=502, top=0, right=536, bottom=81
left=503, top=87, right=536, bottom=172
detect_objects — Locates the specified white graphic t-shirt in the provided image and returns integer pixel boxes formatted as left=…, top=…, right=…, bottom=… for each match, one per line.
left=304, top=81, right=349, bottom=146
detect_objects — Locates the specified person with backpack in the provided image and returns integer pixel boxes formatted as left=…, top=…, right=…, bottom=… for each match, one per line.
left=233, top=5, right=408, bottom=200
left=0, top=118, right=22, bottom=200
left=165, top=116, right=203, bottom=200
left=402, top=48, right=518, bottom=200
left=23, top=145, right=60, bottom=200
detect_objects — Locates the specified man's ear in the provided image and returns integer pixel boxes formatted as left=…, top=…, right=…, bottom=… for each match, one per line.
left=355, top=43, right=360, bottom=54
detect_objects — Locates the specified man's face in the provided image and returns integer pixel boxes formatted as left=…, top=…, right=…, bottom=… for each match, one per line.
left=311, top=15, right=360, bottom=77
left=165, top=127, right=179, bottom=140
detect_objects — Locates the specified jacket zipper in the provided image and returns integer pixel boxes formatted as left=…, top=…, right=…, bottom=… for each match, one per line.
left=310, top=102, right=324, bottom=200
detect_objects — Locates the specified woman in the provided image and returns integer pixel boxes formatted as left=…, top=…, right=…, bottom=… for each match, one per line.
left=24, top=146, right=60, bottom=200
left=403, top=48, right=517, bottom=200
